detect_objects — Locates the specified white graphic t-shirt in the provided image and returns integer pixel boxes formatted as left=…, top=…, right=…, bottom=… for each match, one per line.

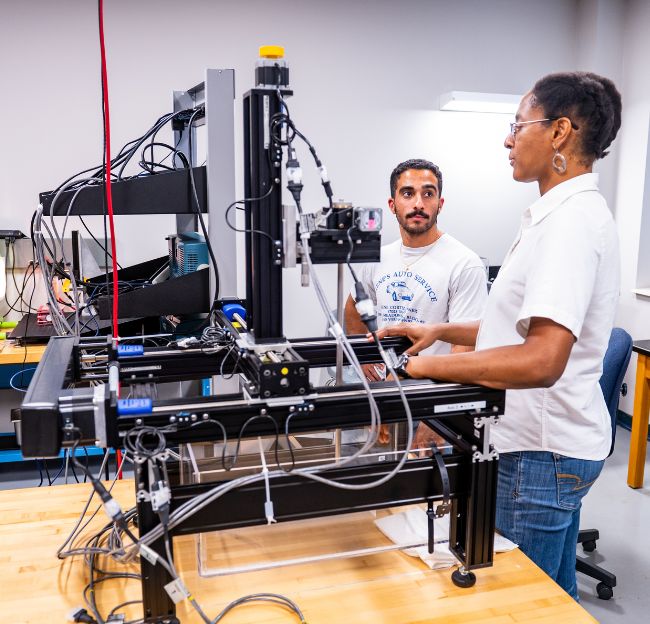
left=354, top=234, right=488, bottom=354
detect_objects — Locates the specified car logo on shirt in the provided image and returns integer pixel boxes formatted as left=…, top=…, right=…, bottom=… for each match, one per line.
left=386, top=281, right=414, bottom=302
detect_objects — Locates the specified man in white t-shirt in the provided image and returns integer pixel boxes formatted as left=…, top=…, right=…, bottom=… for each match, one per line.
left=345, top=159, right=488, bottom=381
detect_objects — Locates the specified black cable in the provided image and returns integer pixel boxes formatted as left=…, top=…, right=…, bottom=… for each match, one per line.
left=224, top=414, right=282, bottom=471
left=83, top=446, right=90, bottom=483
left=345, top=223, right=360, bottom=283
left=49, top=457, right=67, bottom=485
left=271, top=89, right=333, bottom=208
left=44, top=460, right=52, bottom=486
left=138, top=141, right=184, bottom=174
left=283, top=411, right=299, bottom=472
left=36, top=459, right=44, bottom=487
left=4, top=257, right=38, bottom=315
left=16, top=244, right=38, bottom=387
left=223, top=189, right=276, bottom=244
left=78, top=216, right=123, bottom=269
left=218, top=343, right=241, bottom=380
left=106, top=600, right=142, bottom=621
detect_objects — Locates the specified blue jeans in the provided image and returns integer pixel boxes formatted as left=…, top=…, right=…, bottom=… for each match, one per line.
left=496, top=451, right=604, bottom=600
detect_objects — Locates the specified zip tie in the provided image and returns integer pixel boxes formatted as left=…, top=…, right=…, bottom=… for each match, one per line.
left=257, top=436, right=276, bottom=525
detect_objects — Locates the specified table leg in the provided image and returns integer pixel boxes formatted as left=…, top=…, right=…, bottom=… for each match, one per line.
left=627, top=354, right=650, bottom=488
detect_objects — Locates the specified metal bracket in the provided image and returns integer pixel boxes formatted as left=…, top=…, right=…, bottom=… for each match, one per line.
left=472, top=448, right=499, bottom=463
left=473, top=414, right=500, bottom=429
left=472, top=414, right=499, bottom=463
left=93, top=384, right=107, bottom=447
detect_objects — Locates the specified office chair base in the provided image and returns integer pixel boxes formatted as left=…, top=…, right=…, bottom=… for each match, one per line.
left=578, top=528, right=599, bottom=552
left=596, top=582, right=614, bottom=600
left=576, top=555, right=616, bottom=600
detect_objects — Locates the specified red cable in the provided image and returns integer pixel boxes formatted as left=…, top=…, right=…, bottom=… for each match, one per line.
left=98, top=0, right=119, bottom=341
left=115, top=448, right=123, bottom=480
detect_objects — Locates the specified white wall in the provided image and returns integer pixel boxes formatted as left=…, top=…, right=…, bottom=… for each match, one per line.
left=0, top=0, right=580, bottom=338
left=610, top=0, right=650, bottom=415
left=1, top=0, right=648, bottom=424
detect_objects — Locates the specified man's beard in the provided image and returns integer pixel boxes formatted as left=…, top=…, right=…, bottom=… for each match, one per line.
left=396, top=209, right=438, bottom=235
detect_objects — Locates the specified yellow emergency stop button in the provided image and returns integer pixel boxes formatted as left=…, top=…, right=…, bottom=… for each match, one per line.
left=260, top=45, right=284, bottom=59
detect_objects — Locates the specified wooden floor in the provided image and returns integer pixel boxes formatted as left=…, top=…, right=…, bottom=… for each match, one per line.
left=0, top=480, right=597, bottom=623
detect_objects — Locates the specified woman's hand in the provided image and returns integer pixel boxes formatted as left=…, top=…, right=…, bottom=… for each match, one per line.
left=412, top=422, right=447, bottom=456
left=372, top=323, right=441, bottom=355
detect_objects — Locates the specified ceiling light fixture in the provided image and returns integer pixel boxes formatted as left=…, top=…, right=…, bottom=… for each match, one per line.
left=439, top=91, right=521, bottom=114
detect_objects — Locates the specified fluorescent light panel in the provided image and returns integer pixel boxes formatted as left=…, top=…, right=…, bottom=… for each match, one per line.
left=439, top=91, right=521, bottom=114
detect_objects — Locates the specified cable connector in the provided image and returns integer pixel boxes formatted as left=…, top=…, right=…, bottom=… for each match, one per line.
left=176, top=336, right=200, bottom=349
left=92, top=479, right=125, bottom=524
left=258, top=436, right=277, bottom=525
left=318, top=164, right=333, bottom=200
left=286, top=148, right=304, bottom=207
left=150, top=481, right=171, bottom=515
left=139, top=543, right=160, bottom=566
left=149, top=460, right=171, bottom=526
left=67, top=607, right=97, bottom=623
left=354, top=282, right=378, bottom=333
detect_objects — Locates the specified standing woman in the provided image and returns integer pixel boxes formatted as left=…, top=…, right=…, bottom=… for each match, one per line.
left=376, top=71, right=622, bottom=599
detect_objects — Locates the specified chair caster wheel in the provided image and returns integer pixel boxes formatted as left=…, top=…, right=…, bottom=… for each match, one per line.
left=582, top=539, right=597, bottom=552
left=451, top=567, right=476, bottom=588
left=596, top=582, right=613, bottom=600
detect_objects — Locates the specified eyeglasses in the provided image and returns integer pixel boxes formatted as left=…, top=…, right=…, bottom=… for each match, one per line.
left=508, top=117, right=580, bottom=138
left=508, top=118, right=553, bottom=137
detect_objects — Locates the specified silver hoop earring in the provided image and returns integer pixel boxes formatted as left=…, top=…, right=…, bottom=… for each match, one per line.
left=552, top=150, right=567, bottom=174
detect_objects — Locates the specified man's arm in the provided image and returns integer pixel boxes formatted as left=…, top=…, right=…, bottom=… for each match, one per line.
left=344, top=295, right=368, bottom=335
left=447, top=263, right=489, bottom=353
left=405, top=317, right=574, bottom=390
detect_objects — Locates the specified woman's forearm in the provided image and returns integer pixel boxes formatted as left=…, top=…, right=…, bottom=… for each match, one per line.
left=407, top=321, right=574, bottom=390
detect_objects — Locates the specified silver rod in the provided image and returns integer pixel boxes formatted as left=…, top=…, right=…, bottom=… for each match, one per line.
left=150, top=380, right=457, bottom=414
left=335, top=263, right=345, bottom=384
left=233, top=313, right=248, bottom=330
left=335, top=263, right=345, bottom=461
left=266, top=350, right=282, bottom=364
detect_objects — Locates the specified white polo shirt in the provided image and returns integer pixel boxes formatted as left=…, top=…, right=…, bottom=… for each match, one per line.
left=476, top=173, right=620, bottom=460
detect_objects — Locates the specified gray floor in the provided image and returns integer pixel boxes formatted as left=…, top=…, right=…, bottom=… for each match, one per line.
left=1, top=428, right=649, bottom=622
left=577, top=427, right=650, bottom=623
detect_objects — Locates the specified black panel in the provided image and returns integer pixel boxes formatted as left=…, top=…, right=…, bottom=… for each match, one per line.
left=40, top=167, right=207, bottom=216
left=95, top=269, right=210, bottom=319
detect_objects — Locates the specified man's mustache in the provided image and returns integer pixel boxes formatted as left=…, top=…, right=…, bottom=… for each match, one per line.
left=406, top=210, right=430, bottom=219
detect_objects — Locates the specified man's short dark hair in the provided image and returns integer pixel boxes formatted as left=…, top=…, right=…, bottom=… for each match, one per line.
left=390, top=159, right=443, bottom=197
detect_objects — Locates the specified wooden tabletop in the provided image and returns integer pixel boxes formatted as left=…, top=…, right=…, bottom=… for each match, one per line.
left=0, top=342, right=47, bottom=364
left=0, top=480, right=597, bottom=624
left=633, top=340, right=650, bottom=357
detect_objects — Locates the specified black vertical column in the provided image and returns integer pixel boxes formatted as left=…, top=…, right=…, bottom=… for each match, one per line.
left=136, top=463, right=176, bottom=620
left=242, top=88, right=290, bottom=342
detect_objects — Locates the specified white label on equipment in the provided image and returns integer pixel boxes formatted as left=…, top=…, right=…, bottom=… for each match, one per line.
left=263, top=95, right=270, bottom=149
left=121, top=365, right=162, bottom=373
left=434, top=400, right=486, bottom=414
left=164, top=579, right=189, bottom=604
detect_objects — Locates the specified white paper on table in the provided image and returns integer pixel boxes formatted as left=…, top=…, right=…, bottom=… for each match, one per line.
left=375, top=508, right=517, bottom=570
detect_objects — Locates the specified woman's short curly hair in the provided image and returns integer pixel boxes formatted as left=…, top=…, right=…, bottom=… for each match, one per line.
left=531, top=71, right=622, bottom=161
